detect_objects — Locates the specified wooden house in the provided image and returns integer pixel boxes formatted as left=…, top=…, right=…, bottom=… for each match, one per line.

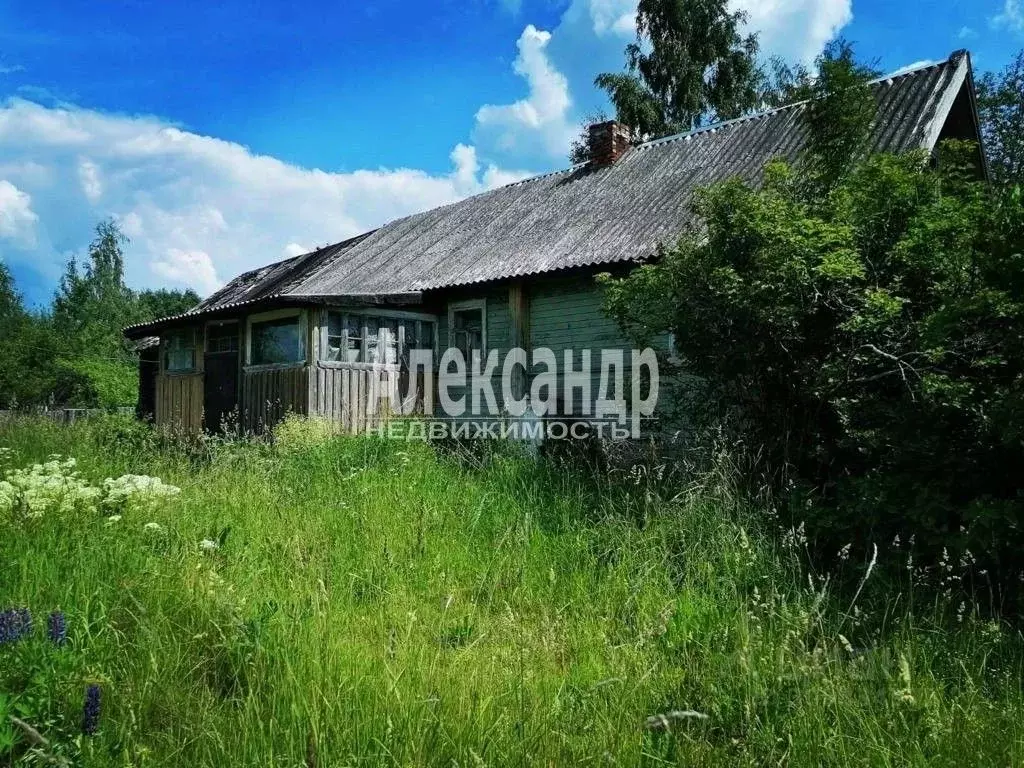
left=123, top=52, right=985, bottom=435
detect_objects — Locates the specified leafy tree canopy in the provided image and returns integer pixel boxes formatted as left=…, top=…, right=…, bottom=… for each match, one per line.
left=600, top=46, right=1021, bottom=593
left=595, top=0, right=762, bottom=140
left=978, top=50, right=1024, bottom=186
left=0, top=220, right=199, bottom=409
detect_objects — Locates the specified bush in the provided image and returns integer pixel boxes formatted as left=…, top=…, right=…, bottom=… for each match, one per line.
left=602, top=142, right=1024, bottom=600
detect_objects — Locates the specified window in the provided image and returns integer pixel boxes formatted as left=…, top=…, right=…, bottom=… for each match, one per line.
left=206, top=323, right=239, bottom=354
left=250, top=315, right=304, bottom=366
left=164, top=329, right=196, bottom=372
left=449, top=301, right=485, bottom=358
left=322, top=311, right=437, bottom=367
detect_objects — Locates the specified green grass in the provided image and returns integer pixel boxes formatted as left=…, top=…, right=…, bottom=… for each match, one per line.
left=0, top=414, right=1022, bottom=766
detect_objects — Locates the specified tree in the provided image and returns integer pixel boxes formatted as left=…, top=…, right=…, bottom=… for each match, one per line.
left=0, top=221, right=200, bottom=409
left=600, top=49, right=1021, bottom=592
left=798, top=41, right=880, bottom=197
left=977, top=50, right=1024, bottom=186
left=594, top=0, right=764, bottom=141
left=133, top=288, right=200, bottom=324
left=0, top=262, right=27, bottom=407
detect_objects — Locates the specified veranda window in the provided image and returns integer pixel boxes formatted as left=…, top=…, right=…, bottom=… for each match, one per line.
left=323, top=311, right=437, bottom=366
left=250, top=315, right=305, bottom=365
left=164, top=329, right=197, bottom=372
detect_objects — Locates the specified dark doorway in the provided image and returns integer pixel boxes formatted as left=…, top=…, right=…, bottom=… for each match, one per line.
left=204, top=323, right=240, bottom=434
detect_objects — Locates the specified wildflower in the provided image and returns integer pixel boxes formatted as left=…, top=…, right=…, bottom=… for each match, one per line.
left=105, top=515, right=122, bottom=525
left=82, top=684, right=101, bottom=735
left=0, top=608, right=31, bottom=644
left=838, top=543, right=851, bottom=561
left=143, top=522, right=164, bottom=533
left=199, top=539, right=219, bottom=552
left=48, top=611, right=67, bottom=646
left=838, top=633, right=854, bottom=654
left=103, top=475, right=180, bottom=511
left=17, top=608, right=31, bottom=638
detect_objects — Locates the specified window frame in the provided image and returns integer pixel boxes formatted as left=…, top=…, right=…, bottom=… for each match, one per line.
left=319, top=307, right=438, bottom=370
left=245, top=309, right=308, bottom=370
left=204, top=320, right=240, bottom=355
left=163, top=327, right=198, bottom=375
left=447, top=299, right=487, bottom=358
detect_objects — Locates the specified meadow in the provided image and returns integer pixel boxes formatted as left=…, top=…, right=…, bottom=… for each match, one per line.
left=0, top=414, right=1021, bottom=766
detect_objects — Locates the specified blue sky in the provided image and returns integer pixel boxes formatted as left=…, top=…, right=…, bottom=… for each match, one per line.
left=0, top=0, right=1020, bottom=306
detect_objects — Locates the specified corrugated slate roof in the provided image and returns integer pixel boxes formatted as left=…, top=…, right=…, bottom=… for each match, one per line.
left=125, top=52, right=973, bottom=336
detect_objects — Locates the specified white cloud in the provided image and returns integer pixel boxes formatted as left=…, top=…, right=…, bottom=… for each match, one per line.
left=958, top=26, right=977, bottom=40
left=77, top=158, right=103, bottom=202
left=0, top=180, right=39, bottom=246
left=152, top=249, right=221, bottom=295
left=0, top=98, right=531, bottom=296
left=0, top=0, right=858, bottom=297
left=994, top=0, right=1024, bottom=32
left=283, top=242, right=309, bottom=258
left=473, top=0, right=854, bottom=167
left=733, top=0, right=853, bottom=63
left=885, top=60, right=936, bottom=78
left=587, top=0, right=637, bottom=37
left=474, top=25, right=577, bottom=163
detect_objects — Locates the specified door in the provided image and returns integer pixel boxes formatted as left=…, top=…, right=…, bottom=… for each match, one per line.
left=204, top=323, right=240, bottom=434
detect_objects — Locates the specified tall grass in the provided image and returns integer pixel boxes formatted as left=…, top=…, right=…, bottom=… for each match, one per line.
left=0, top=415, right=1021, bottom=766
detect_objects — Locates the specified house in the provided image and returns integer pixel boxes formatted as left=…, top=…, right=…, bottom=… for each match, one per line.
left=123, top=51, right=985, bottom=436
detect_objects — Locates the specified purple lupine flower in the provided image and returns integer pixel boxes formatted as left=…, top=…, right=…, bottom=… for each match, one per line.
left=0, top=607, right=31, bottom=644
left=82, top=684, right=101, bottom=735
left=17, top=608, right=31, bottom=639
left=47, top=611, right=67, bottom=646
left=0, top=610, right=14, bottom=644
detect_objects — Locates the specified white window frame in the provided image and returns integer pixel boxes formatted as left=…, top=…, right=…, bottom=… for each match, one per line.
left=163, top=328, right=198, bottom=375
left=447, top=299, right=487, bottom=357
left=319, top=307, right=438, bottom=371
left=246, top=308, right=308, bottom=369
left=204, top=319, right=240, bottom=355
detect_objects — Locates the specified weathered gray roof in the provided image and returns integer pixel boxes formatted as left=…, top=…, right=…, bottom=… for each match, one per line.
left=125, top=51, right=976, bottom=337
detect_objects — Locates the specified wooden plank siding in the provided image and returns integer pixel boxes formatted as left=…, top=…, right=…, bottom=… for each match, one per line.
left=528, top=275, right=669, bottom=416
left=241, top=365, right=310, bottom=434
left=145, top=274, right=672, bottom=436
left=308, top=365, right=395, bottom=433
left=155, top=373, right=204, bottom=433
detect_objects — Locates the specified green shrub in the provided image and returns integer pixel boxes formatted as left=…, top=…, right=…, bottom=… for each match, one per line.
left=602, top=142, right=1024, bottom=596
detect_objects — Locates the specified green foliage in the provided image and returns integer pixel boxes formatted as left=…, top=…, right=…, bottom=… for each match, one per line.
left=978, top=49, right=1024, bottom=186
left=600, top=49, right=1022, bottom=591
left=594, top=0, right=764, bottom=139
left=799, top=41, right=881, bottom=196
left=0, top=220, right=199, bottom=409
left=0, top=417, right=1022, bottom=765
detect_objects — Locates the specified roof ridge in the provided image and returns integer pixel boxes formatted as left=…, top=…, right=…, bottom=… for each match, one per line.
left=635, top=52, right=959, bottom=152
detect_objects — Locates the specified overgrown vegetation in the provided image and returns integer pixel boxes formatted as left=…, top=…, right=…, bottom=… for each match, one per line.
left=0, top=221, right=197, bottom=410
left=601, top=45, right=1024, bottom=600
left=0, top=414, right=1019, bottom=766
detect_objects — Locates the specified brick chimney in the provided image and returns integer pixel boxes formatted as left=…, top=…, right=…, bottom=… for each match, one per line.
left=587, top=120, right=632, bottom=167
